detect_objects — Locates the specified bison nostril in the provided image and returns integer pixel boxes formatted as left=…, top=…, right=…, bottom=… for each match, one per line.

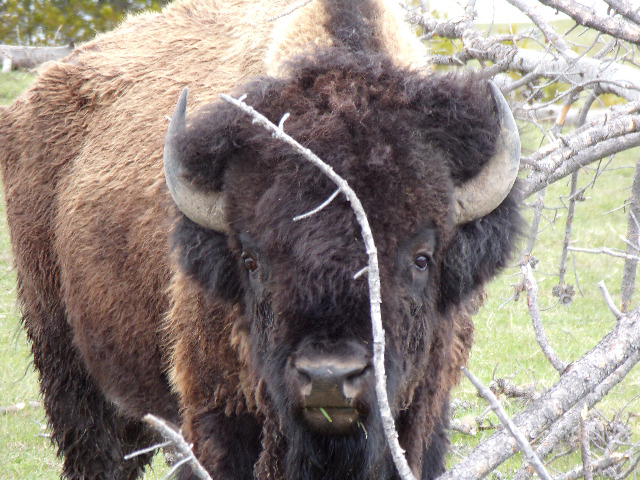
left=294, top=355, right=371, bottom=405
left=343, top=364, right=371, bottom=400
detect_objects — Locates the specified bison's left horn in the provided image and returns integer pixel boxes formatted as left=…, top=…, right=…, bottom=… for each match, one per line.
left=164, top=88, right=230, bottom=232
left=453, top=81, right=520, bottom=225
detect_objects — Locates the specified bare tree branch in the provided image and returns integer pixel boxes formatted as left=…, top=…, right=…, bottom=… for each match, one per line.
left=505, top=0, right=571, bottom=56
left=514, top=350, right=639, bottom=480
left=440, top=306, right=640, bottom=479
left=461, top=367, right=554, bottom=480
left=143, top=414, right=212, bottom=480
left=522, top=264, right=568, bottom=373
left=621, top=154, right=640, bottom=312
left=603, top=0, right=640, bottom=25
left=569, top=246, right=640, bottom=262
left=598, top=280, right=623, bottom=319
left=404, top=8, right=640, bottom=101
left=579, top=406, right=594, bottom=480
left=537, top=0, right=640, bottom=44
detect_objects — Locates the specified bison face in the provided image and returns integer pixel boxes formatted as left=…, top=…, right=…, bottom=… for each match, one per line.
left=231, top=214, right=444, bottom=437
left=167, top=49, right=520, bottom=477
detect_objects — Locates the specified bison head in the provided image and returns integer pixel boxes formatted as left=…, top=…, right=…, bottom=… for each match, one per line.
left=164, top=49, right=520, bottom=478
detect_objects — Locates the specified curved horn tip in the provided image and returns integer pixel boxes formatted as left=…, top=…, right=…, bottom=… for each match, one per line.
left=453, top=80, right=521, bottom=225
left=172, top=87, right=189, bottom=128
left=163, top=88, right=231, bottom=233
left=488, top=81, right=517, bottom=136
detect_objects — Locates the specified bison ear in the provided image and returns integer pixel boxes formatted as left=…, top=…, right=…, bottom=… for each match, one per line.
left=440, top=186, right=522, bottom=306
left=172, top=216, right=244, bottom=303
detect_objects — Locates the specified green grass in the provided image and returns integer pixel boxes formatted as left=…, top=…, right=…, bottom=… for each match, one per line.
left=1, top=68, right=639, bottom=478
left=447, top=137, right=640, bottom=476
left=0, top=71, right=35, bottom=106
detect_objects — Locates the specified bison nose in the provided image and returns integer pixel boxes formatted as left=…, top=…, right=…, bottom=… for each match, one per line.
left=294, top=355, right=371, bottom=406
left=293, top=354, right=372, bottom=434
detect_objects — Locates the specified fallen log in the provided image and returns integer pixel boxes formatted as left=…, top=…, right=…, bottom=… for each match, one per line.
left=0, top=44, right=72, bottom=71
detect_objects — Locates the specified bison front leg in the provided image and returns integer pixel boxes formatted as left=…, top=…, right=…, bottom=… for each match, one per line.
left=179, top=409, right=262, bottom=479
left=20, top=294, right=157, bottom=479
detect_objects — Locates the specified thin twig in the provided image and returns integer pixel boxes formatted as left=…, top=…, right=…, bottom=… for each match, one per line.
left=219, top=93, right=416, bottom=480
left=522, top=263, right=568, bottom=373
left=267, top=0, right=315, bottom=22
left=558, top=171, right=579, bottom=286
left=569, top=246, right=640, bottom=261
left=461, top=367, right=554, bottom=480
left=353, top=266, right=369, bottom=280
left=124, top=440, right=172, bottom=460
left=293, top=188, right=341, bottom=221
left=598, top=280, right=623, bottom=319
left=143, top=414, right=212, bottom=480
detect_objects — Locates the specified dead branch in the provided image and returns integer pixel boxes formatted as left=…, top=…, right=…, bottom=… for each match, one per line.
left=142, top=414, right=212, bottom=480
left=219, top=93, right=416, bottom=480
left=0, top=400, right=40, bottom=415
left=603, top=0, right=640, bottom=25
left=569, top=246, right=640, bottom=262
left=556, top=453, right=625, bottom=480
left=293, top=188, right=340, bottom=221
left=404, top=7, right=640, bottom=102
left=536, top=0, right=640, bottom=45
left=489, top=378, right=542, bottom=404
left=0, top=44, right=72, bottom=70
left=440, top=306, right=640, bottom=479
left=621, top=154, right=640, bottom=312
left=450, top=416, right=479, bottom=436
left=461, top=367, right=553, bottom=480
left=598, top=280, right=623, bottom=319
left=580, top=406, right=594, bottom=480
left=522, top=264, right=568, bottom=373
left=513, top=350, right=639, bottom=480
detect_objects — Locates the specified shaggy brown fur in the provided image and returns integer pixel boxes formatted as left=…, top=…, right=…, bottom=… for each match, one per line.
left=0, top=1, right=519, bottom=479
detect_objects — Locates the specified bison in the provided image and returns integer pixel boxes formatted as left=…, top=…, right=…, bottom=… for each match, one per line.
left=0, top=0, right=521, bottom=479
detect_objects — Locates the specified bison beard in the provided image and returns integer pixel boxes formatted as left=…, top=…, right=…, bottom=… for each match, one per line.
left=284, top=424, right=389, bottom=480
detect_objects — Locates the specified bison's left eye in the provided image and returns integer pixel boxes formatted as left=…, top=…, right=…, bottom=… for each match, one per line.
left=413, top=254, right=430, bottom=271
left=243, top=254, right=259, bottom=274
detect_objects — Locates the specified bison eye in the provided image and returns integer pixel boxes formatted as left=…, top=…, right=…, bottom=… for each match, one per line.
left=413, top=254, right=430, bottom=271
left=243, top=254, right=259, bottom=274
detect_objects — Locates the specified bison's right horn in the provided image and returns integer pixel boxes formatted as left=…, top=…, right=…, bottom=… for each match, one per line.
left=164, top=88, right=230, bottom=233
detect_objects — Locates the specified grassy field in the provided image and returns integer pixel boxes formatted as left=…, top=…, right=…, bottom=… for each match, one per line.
left=1, top=70, right=638, bottom=479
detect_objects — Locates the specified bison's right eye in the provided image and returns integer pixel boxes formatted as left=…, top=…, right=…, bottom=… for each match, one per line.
left=243, top=254, right=259, bottom=274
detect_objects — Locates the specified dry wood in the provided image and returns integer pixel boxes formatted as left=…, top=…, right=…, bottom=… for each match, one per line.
left=462, top=367, right=554, bottom=480
left=621, top=155, right=640, bottom=312
left=440, top=307, right=640, bottom=479
left=143, top=414, right=212, bottom=480
left=0, top=44, right=72, bottom=70
left=521, top=264, right=568, bottom=373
